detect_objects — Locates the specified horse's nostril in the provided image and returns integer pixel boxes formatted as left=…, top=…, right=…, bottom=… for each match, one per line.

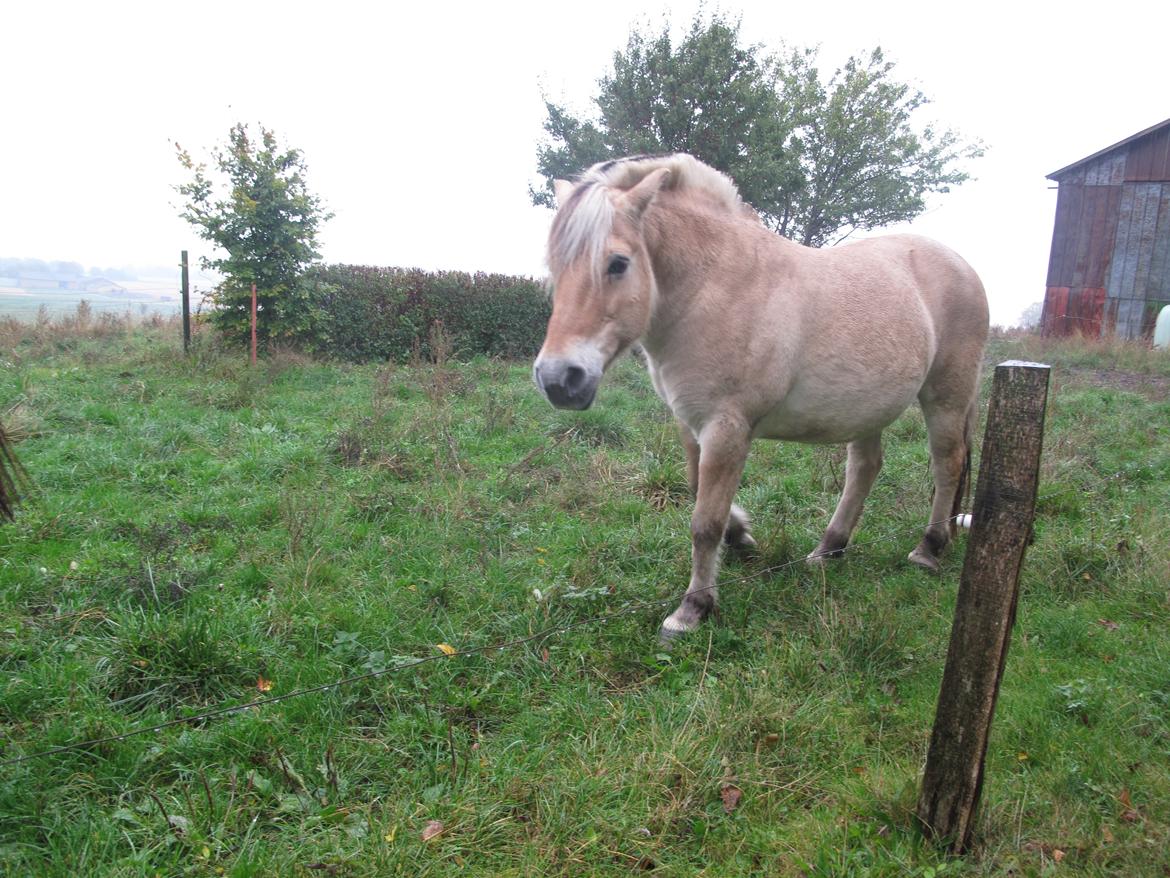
left=565, top=366, right=586, bottom=393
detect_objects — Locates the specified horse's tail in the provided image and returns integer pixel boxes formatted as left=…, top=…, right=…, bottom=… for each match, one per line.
left=949, top=392, right=979, bottom=529
left=0, top=422, right=26, bottom=522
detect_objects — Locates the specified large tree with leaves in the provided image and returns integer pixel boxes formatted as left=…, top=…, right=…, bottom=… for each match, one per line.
left=175, top=123, right=332, bottom=341
left=533, top=14, right=981, bottom=247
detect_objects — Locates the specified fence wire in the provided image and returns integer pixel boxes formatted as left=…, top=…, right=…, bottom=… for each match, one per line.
left=0, top=471, right=1124, bottom=768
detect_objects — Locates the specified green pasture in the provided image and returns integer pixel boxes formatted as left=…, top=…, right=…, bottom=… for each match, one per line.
left=0, top=292, right=180, bottom=321
left=0, top=323, right=1168, bottom=875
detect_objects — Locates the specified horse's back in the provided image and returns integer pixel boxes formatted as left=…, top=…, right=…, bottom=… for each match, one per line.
left=809, top=233, right=988, bottom=369
left=747, top=233, right=987, bottom=442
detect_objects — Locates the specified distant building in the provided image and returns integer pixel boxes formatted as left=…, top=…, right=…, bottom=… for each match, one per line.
left=1040, top=117, right=1170, bottom=339
left=81, top=277, right=127, bottom=295
left=6, top=271, right=126, bottom=295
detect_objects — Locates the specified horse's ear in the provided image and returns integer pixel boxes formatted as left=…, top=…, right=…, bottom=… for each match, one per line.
left=553, top=179, right=575, bottom=208
left=622, top=167, right=671, bottom=218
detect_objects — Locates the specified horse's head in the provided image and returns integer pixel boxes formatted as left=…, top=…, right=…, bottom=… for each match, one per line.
left=533, top=168, right=670, bottom=410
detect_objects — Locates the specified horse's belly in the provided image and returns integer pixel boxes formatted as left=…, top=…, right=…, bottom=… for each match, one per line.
left=751, top=382, right=920, bottom=444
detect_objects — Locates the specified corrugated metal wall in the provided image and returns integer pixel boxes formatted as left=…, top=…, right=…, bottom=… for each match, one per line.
left=1042, top=123, right=1170, bottom=339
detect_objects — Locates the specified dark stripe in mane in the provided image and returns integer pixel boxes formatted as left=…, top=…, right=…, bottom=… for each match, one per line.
left=594, top=153, right=668, bottom=175
left=548, top=153, right=746, bottom=278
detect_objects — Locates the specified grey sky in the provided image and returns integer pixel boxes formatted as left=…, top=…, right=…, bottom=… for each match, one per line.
left=3, top=0, right=1166, bottom=324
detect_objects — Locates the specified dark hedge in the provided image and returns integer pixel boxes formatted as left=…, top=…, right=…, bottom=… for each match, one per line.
left=293, top=265, right=551, bottom=362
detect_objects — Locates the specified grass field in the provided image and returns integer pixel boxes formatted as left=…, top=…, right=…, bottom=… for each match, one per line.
left=0, top=291, right=181, bottom=321
left=1, top=319, right=1168, bottom=876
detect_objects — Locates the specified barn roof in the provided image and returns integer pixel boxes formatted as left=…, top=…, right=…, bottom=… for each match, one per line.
left=1047, top=116, right=1170, bottom=181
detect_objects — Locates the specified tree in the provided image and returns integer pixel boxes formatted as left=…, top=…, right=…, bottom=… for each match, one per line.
left=175, top=123, right=332, bottom=341
left=533, top=14, right=982, bottom=247
left=1018, top=301, right=1044, bottom=330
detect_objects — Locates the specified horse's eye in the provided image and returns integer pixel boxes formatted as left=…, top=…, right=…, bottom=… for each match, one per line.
left=607, top=255, right=630, bottom=277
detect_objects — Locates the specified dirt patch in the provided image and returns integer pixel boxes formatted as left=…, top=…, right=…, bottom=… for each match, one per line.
left=1058, top=366, right=1170, bottom=400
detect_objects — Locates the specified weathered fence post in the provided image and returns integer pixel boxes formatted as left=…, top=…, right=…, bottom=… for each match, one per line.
left=917, top=360, right=1051, bottom=853
left=251, top=282, right=258, bottom=366
left=180, top=250, right=191, bottom=353
left=0, top=422, right=26, bottom=522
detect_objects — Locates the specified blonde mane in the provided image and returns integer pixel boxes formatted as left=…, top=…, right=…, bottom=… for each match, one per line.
left=547, top=154, right=745, bottom=278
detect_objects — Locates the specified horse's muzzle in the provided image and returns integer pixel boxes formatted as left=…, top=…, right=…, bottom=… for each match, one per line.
left=533, top=359, right=599, bottom=410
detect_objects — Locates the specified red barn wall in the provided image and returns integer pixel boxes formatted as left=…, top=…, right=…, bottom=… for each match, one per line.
left=1042, top=123, right=1170, bottom=339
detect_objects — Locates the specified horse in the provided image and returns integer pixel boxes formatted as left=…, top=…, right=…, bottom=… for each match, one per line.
left=532, top=154, right=989, bottom=642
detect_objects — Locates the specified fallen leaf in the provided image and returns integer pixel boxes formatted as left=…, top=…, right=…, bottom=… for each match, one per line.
left=1096, top=619, right=1120, bottom=631
left=1119, top=788, right=1140, bottom=822
left=541, top=648, right=550, bottom=663
left=720, top=784, right=743, bottom=813
left=1017, top=751, right=1030, bottom=762
left=384, top=826, right=397, bottom=843
left=257, top=676, right=273, bottom=692
left=1053, top=848, right=1065, bottom=863
left=436, top=643, right=457, bottom=656
left=1102, top=825, right=1115, bottom=843
left=421, top=820, right=444, bottom=841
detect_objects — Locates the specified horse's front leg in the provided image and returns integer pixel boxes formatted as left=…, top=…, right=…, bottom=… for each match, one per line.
left=678, top=420, right=755, bottom=550
left=660, top=417, right=751, bottom=642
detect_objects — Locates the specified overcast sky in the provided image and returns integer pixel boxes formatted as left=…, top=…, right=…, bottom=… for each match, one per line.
left=3, top=0, right=1166, bottom=325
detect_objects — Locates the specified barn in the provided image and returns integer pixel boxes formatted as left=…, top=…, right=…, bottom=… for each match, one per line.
left=1040, top=117, right=1170, bottom=339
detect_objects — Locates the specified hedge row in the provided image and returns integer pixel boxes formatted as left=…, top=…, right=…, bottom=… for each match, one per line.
left=291, top=265, right=551, bottom=362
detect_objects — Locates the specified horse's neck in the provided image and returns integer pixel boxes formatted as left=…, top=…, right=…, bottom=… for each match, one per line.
left=641, top=199, right=738, bottom=353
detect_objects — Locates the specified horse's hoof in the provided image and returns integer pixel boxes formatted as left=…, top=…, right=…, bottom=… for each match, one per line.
left=657, top=615, right=695, bottom=646
left=907, top=548, right=941, bottom=573
left=657, top=626, right=683, bottom=647
left=806, top=546, right=844, bottom=565
left=726, top=531, right=758, bottom=553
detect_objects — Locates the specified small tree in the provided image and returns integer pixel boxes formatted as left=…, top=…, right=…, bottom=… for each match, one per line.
left=175, top=123, right=332, bottom=342
left=534, top=13, right=983, bottom=247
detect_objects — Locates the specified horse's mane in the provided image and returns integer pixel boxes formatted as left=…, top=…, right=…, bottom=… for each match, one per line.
left=547, top=154, right=745, bottom=277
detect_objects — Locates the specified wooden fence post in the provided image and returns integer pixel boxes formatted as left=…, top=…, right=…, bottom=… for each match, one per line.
left=180, top=250, right=191, bottom=353
left=251, top=282, right=258, bottom=366
left=917, top=360, right=1051, bottom=853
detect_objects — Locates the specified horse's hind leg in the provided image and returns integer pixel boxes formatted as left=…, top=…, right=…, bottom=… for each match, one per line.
left=809, top=434, right=883, bottom=561
left=910, top=394, right=977, bottom=572
left=679, top=421, right=754, bottom=550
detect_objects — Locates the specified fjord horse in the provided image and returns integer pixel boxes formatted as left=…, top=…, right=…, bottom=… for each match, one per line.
left=533, top=154, right=989, bottom=641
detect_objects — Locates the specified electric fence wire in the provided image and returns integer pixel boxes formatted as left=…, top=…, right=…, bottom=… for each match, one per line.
left=0, top=471, right=1126, bottom=768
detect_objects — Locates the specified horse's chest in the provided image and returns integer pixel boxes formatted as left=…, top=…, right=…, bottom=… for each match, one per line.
left=646, top=361, right=699, bottom=428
